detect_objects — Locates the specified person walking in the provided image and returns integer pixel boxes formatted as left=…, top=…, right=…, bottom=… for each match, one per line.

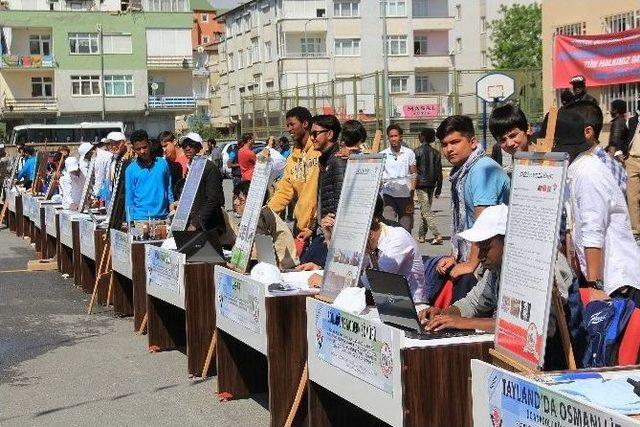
left=626, top=99, right=640, bottom=241
left=413, top=128, right=443, bottom=244
left=608, top=99, right=629, bottom=157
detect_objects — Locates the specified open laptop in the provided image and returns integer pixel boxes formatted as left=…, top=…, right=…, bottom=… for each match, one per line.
left=173, top=230, right=225, bottom=264
left=255, top=234, right=277, bottom=266
left=366, top=268, right=477, bottom=340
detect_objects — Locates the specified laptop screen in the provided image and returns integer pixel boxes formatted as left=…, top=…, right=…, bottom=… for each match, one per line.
left=366, top=269, right=422, bottom=333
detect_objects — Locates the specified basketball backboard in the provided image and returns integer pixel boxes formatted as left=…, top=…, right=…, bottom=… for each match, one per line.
left=476, top=73, right=515, bottom=103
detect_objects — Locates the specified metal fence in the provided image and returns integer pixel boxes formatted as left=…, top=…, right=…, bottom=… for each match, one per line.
left=238, top=68, right=543, bottom=148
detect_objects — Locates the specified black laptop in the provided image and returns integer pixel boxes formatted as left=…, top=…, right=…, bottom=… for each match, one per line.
left=366, top=269, right=477, bottom=340
left=173, top=230, right=225, bottom=264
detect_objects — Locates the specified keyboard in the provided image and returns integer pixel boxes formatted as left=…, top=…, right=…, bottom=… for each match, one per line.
left=405, top=328, right=477, bottom=340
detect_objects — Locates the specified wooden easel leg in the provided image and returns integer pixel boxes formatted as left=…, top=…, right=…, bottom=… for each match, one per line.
left=552, top=284, right=577, bottom=370
left=284, top=362, right=308, bottom=427
left=201, top=330, right=217, bottom=378
left=0, top=201, right=9, bottom=227
left=106, top=272, right=114, bottom=306
left=137, top=313, right=148, bottom=335
left=87, top=241, right=110, bottom=315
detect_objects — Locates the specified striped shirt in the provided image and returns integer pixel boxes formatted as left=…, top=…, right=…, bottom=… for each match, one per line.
left=593, top=145, right=627, bottom=193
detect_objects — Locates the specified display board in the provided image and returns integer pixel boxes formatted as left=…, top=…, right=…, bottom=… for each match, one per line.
left=319, top=154, right=385, bottom=302
left=105, top=158, right=130, bottom=230
left=495, top=151, right=568, bottom=370
left=145, top=245, right=186, bottom=309
left=79, top=218, right=96, bottom=259
left=170, top=156, right=208, bottom=231
left=59, top=211, right=74, bottom=248
left=32, top=151, right=49, bottom=195
left=110, top=229, right=132, bottom=279
left=45, top=204, right=59, bottom=237
left=78, top=155, right=96, bottom=214
left=229, top=156, right=273, bottom=272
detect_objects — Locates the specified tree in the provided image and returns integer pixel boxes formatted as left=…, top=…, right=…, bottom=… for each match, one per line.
left=488, top=3, right=542, bottom=69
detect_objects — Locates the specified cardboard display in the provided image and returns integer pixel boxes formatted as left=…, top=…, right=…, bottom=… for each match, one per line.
left=170, top=156, right=208, bottom=232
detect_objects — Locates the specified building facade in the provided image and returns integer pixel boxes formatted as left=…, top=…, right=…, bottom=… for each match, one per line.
left=542, top=0, right=640, bottom=114
left=0, top=0, right=194, bottom=137
left=216, top=0, right=454, bottom=127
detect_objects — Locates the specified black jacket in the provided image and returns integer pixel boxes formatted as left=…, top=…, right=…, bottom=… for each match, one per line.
left=413, top=143, right=443, bottom=195
left=628, top=114, right=639, bottom=149
left=189, top=159, right=226, bottom=233
left=609, top=115, right=629, bottom=154
left=319, top=144, right=347, bottom=218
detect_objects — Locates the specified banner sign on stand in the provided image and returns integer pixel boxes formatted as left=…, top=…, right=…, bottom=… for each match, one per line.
left=216, top=267, right=262, bottom=333
left=105, top=158, right=130, bottom=230
left=79, top=219, right=96, bottom=259
left=495, top=152, right=568, bottom=370
left=319, top=154, right=385, bottom=302
left=78, top=155, right=96, bottom=214
left=170, top=156, right=208, bottom=232
left=7, top=188, right=16, bottom=212
left=45, top=205, right=58, bottom=236
left=110, top=229, right=133, bottom=279
left=230, top=156, right=273, bottom=272
left=146, top=245, right=186, bottom=309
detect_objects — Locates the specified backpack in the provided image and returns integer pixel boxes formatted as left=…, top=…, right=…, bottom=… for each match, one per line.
left=581, top=298, right=635, bottom=368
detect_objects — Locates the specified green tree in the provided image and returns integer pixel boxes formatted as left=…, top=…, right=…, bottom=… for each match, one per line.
left=488, top=3, right=542, bottom=69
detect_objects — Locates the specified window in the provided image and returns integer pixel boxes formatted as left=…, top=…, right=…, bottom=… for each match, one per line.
left=456, top=37, right=462, bottom=53
left=243, top=14, right=251, bottom=32
left=29, top=35, right=51, bottom=56
left=301, top=37, right=323, bottom=56
left=229, top=86, right=236, bottom=104
left=603, top=11, right=639, bottom=33
left=386, top=35, right=407, bottom=55
left=334, top=1, right=359, bottom=17
left=454, top=4, right=461, bottom=20
left=142, top=0, right=188, bottom=12
left=414, top=35, right=427, bottom=55
left=481, top=50, right=487, bottom=68
left=234, top=18, right=241, bottom=35
left=262, top=3, right=271, bottom=24
left=251, top=37, right=260, bottom=63
left=227, top=53, right=234, bottom=71
left=415, top=75, right=434, bottom=93
left=104, top=75, right=133, bottom=96
left=554, top=22, right=586, bottom=36
left=238, top=50, right=244, bottom=68
left=202, top=35, right=210, bottom=44
left=71, top=75, right=101, bottom=96
left=225, top=26, right=232, bottom=38
left=480, top=16, right=487, bottom=34
left=266, top=80, right=274, bottom=91
left=383, top=0, right=405, bottom=16
left=69, top=33, right=99, bottom=54
left=201, top=13, right=208, bottom=21
left=102, top=34, right=132, bottom=54
left=31, top=77, right=53, bottom=97
left=148, top=80, right=165, bottom=96
left=389, top=76, right=408, bottom=93
left=264, top=41, right=273, bottom=61
left=334, top=38, right=360, bottom=56
left=244, top=49, right=250, bottom=66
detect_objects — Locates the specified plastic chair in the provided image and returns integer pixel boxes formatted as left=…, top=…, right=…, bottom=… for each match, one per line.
left=617, top=308, right=640, bottom=366
left=432, top=279, right=454, bottom=309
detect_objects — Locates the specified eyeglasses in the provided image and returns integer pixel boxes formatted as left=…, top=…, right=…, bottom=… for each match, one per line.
left=310, top=129, right=329, bottom=138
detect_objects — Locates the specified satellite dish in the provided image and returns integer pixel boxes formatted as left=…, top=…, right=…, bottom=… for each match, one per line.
left=150, top=82, right=159, bottom=91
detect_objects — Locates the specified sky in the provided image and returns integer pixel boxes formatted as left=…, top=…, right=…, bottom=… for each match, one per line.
left=214, top=0, right=241, bottom=9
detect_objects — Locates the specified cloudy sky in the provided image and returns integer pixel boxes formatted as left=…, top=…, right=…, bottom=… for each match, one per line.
left=215, top=0, right=242, bottom=9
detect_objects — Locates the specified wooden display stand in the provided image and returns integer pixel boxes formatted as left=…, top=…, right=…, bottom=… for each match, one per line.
left=79, top=227, right=108, bottom=302
left=147, top=260, right=218, bottom=377
left=57, top=214, right=75, bottom=276
left=71, top=221, right=83, bottom=288
left=14, top=193, right=25, bottom=237
left=7, top=192, right=20, bottom=234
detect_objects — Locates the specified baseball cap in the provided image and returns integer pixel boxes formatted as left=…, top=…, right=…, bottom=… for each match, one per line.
left=106, top=131, right=126, bottom=142
left=64, top=156, right=80, bottom=173
left=92, top=137, right=107, bottom=145
left=78, top=142, right=93, bottom=159
left=570, top=75, right=586, bottom=86
left=458, top=204, right=508, bottom=243
left=179, top=132, right=203, bottom=146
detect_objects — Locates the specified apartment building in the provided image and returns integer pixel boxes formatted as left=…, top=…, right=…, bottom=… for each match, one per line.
left=216, top=0, right=454, bottom=126
left=542, top=0, right=640, bottom=114
left=0, top=0, right=194, bottom=137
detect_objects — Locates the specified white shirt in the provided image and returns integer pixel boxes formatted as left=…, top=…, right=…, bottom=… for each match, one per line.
left=380, top=145, right=416, bottom=198
left=375, top=224, right=426, bottom=303
left=92, top=148, right=114, bottom=197
left=60, top=170, right=86, bottom=210
left=567, top=153, right=640, bottom=295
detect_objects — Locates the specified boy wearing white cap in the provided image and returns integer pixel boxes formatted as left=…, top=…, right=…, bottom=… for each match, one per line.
left=59, top=157, right=86, bottom=210
left=91, top=135, right=114, bottom=203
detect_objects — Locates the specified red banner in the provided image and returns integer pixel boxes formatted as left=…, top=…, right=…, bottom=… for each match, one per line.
left=553, top=29, right=640, bottom=89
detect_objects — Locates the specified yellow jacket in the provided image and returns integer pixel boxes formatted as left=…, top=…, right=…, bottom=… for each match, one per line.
left=267, top=138, right=321, bottom=231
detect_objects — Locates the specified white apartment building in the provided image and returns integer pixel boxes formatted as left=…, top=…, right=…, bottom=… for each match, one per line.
left=216, top=0, right=454, bottom=125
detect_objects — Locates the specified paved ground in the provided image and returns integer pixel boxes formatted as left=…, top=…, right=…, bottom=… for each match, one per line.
left=0, top=179, right=453, bottom=426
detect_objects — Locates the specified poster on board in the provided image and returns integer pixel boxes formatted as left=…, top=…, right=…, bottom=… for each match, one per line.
left=105, top=158, right=130, bottom=230
left=146, top=245, right=186, bottom=309
left=495, top=151, right=568, bottom=370
left=318, top=154, right=385, bottom=302
left=170, top=156, right=208, bottom=231
left=229, top=156, right=273, bottom=272
left=78, top=155, right=96, bottom=214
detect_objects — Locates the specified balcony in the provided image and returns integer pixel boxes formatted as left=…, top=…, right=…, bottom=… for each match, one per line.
left=1, top=98, right=58, bottom=114
left=146, top=56, right=193, bottom=70
left=148, top=96, right=195, bottom=110
left=411, top=16, right=454, bottom=30
left=413, top=55, right=452, bottom=68
left=1, top=54, right=57, bottom=70
left=282, top=51, right=327, bottom=59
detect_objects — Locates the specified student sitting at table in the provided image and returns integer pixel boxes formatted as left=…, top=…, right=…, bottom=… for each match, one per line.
left=59, top=157, right=86, bottom=211
left=419, top=204, right=585, bottom=369
left=231, top=180, right=299, bottom=270
left=124, top=130, right=174, bottom=222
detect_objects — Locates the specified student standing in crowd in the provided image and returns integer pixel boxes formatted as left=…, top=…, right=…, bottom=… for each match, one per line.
left=227, top=140, right=242, bottom=188
left=627, top=99, right=640, bottom=240
left=380, top=124, right=417, bottom=233
left=59, top=157, right=86, bottom=211
left=488, top=104, right=532, bottom=177
left=550, top=109, right=640, bottom=305
left=608, top=99, right=629, bottom=157
left=98, top=131, right=127, bottom=203
left=17, top=146, right=36, bottom=189
left=0, top=144, right=10, bottom=186
left=208, top=138, right=223, bottom=171
left=77, top=142, right=93, bottom=177
left=124, top=130, right=174, bottom=222
left=159, top=131, right=188, bottom=178
left=569, top=74, right=598, bottom=105
left=435, top=115, right=510, bottom=278
left=178, top=132, right=225, bottom=233
left=238, top=133, right=257, bottom=181
left=564, top=101, right=627, bottom=193
left=268, top=106, right=321, bottom=241
left=278, top=136, right=291, bottom=158
left=413, top=128, right=443, bottom=245
left=91, top=137, right=114, bottom=204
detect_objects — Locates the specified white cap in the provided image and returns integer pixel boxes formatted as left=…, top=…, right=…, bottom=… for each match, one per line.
left=78, top=142, right=93, bottom=159
left=250, top=262, right=282, bottom=284
left=0, top=144, right=5, bottom=149
left=64, top=156, right=80, bottom=173
left=106, top=131, right=126, bottom=142
left=457, top=204, right=508, bottom=243
left=179, top=132, right=203, bottom=145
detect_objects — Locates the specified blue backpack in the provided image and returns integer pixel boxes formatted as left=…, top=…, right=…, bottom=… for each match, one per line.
left=581, top=298, right=635, bottom=368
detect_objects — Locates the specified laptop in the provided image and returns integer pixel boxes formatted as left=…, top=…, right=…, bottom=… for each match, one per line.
left=366, top=268, right=477, bottom=340
left=173, top=230, right=225, bottom=264
left=255, top=234, right=277, bottom=266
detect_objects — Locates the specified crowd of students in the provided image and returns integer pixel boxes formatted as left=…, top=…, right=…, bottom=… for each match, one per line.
left=6, top=91, right=640, bottom=370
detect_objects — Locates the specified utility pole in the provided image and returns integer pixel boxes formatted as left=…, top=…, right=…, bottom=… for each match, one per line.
left=97, top=23, right=106, bottom=121
left=381, top=0, right=391, bottom=132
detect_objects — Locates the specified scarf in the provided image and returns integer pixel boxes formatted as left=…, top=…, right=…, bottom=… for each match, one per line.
left=449, top=146, right=485, bottom=261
